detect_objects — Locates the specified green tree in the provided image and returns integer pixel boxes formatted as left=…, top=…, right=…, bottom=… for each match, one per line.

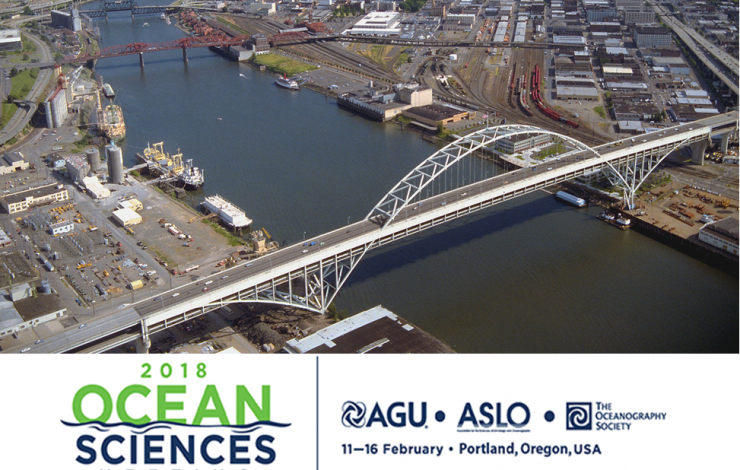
left=23, top=6, right=33, bottom=16
left=54, top=52, right=63, bottom=63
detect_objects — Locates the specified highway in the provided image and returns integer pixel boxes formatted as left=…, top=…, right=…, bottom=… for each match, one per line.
left=11, top=111, right=738, bottom=354
left=649, top=1, right=738, bottom=96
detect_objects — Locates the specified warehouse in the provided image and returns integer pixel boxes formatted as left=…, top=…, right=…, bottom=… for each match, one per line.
left=1, top=184, right=69, bottom=214
left=112, top=207, right=142, bottom=227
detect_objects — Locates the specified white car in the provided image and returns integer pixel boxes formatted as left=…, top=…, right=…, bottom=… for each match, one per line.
left=302, top=249, right=309, bottom=254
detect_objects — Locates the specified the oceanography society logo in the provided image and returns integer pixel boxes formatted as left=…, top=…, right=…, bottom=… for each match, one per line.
left=566, top=403, right=592, bottom=430
left=61, top=361, right=290, bottom=467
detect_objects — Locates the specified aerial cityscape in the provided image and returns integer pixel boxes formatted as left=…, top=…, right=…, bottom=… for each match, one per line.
left=0, top=0, right=737, bottom=355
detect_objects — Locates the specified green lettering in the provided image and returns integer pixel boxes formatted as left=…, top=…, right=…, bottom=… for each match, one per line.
left=236, top=385, right=270, bottom=423
left=193, top=385, right=230, bottom=425
left=73, top=385, right=113, bottom=423
left=117, top=385, right=151, bottom=425
left=157, top=385, right=187, bottom=424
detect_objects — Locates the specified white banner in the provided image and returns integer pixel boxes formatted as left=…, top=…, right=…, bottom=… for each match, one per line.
left=1, top=355, right=736, bottom=469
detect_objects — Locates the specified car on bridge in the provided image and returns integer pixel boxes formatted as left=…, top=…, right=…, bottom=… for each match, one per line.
left=302, top=249, right=309, bottom=254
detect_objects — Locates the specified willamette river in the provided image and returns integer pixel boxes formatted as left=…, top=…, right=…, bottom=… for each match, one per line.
left=89, top=10, right=737, bottom=353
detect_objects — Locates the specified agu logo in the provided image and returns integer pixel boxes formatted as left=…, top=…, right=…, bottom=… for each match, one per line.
left=342, top=401, right=367, bottom=428
left=566, top=402, right=592, bottom=430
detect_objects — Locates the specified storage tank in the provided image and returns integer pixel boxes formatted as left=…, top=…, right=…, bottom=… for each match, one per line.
left=40, top=280, right=52, bottom=295
left=106, top=143, right=124, bottom=184
left=86, top=148, right=101, bottom=172
left=449, top=53, right=458, bottom=61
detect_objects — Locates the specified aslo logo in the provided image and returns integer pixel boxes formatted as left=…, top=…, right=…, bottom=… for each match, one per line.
left=457, top=402, right=531, bottom=429
left=566, top=402, right=592, bottom=430
left=64, top=362, right=289, bottom=466
left=341, top=401, right=429, bottom=428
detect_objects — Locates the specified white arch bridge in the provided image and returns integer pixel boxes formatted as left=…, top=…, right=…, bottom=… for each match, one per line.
left=31, top=112, right=739, bottom=353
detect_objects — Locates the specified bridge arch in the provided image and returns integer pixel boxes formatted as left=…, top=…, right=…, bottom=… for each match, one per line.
left=367, top=125, right=607, bottom=228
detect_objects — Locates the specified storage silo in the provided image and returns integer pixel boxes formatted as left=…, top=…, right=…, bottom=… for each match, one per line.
left=40, top=280, right=52, bottom=295
left=86, top=148, right=101, bottom=172
left=106, top=143, right=124, bottom=184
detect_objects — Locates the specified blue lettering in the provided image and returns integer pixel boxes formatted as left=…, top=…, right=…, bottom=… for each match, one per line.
left=457, top=403, right=478, bottom=428
left=388, top=402, right=406, bottom=427
left=508, top=403, right=530, bottom=428
left=171, top=435, right=195, bottom=464
left=144, top=435, right=164, bottom=464
left=408, top=402, right=427, bottom=428
left=201, top=435, right=224, bottom=464
left=479, top=403, right=494, bottom=428
left=230, top=435, right=250, bottom=464
left=76, top=435, right=96, bottom=464
left=102, top=435, right=125, bottom=464
left=256, top=435, right=276, bottom=464
left=366, top=404, right=388, bottom=427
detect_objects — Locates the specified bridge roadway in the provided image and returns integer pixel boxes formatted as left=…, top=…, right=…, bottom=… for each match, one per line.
left=649, top=1, right=738, bottom=96
left=14, top=112, right=737, bottom=354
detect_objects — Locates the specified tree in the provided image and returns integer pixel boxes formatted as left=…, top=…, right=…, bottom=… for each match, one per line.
left=54, top=52, right=63, bottom=63
left=23, top=6, right=33, bottom=16
left=22, top=53, right=29, bottom=61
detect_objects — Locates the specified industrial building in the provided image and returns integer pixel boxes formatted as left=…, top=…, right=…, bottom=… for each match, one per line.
left=633, top=27, right=673, bottom=49
left=495, top=133, right=552, bottom=154
left=1, top=184, right=69, bottom=215
left=348, top=12, right=402, bottom=36
left=49, top=220, right=74, bottom=236
left=85, top=148, right=101, bottom=173
left=0, top=152, right=29, bottom=175
left=44, top=80, right=69, bottom=129
left=81, top=176, right=110, bottom=199
left=402, top=104, right=469, bottom=127
left=0, top=29, right=22, bottom=52
left=0, top=283, right=66, bottom=338
left=285, top=305, right=454, bottom=354
left=0, top=229, right=12, bottom=248
left=555, top=78, right=599, bottom=100
left=65, top=155, right=90, bottom=182
left=699, top=216, right=739, bottom=256
left=50, top=9, right=82, bottom=32
left=118, top=198, right=143, bottom=212
left=113, top=207, right=142, bottom=227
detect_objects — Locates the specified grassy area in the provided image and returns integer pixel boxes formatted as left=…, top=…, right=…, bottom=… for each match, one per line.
left=73, top=131, right=94, bottom=151
left=201, top=219, right=245, bottom=247
left=9, top=68, right=39, bottom=100
left=359, top=45, right=391, bottom=66
left=1, top=102, right=19, bottom=129
left=251, top=53, right=318, bottom=76
left=154, top=250, right=176, bottom=268
left=594, top=106, right=606, bottom=119
left=21, top=33, right=37, bottom=53
left=216, top=17, right=249, bottom=35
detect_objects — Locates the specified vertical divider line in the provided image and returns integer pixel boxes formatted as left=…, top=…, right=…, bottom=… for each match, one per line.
left=316, top=355, right=319, bottom=470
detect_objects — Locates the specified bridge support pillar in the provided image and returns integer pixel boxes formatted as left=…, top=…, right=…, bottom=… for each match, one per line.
left=182, top=47, right=188, bottom=63
left=139, top=52, right=144, bottom=68
left=690, top=140, right=709, bottom=165
left=135, top=336, right=151, bottom=354
left=720, top=133, right=730, bottom=154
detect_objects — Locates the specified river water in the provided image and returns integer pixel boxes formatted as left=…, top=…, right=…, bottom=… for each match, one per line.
left=89, top=11, right=737, bottom=353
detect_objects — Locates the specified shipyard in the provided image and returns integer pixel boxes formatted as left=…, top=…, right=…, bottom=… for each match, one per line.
left=0, top=0, right=736, bottom=357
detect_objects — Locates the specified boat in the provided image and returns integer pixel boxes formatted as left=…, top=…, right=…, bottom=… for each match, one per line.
left=102, top=83, right=115, bottom=99
left=178, top=159, right=204, bottom=190
left=201, top=195, right=252, bottom=230
left=554, top=191, right=586, bottom=208
left=143, top=22, right=150, bottom=27
left=599, top=210, right=631, bottom=230
left=160, top=13, right=166, bottom=20
left=275, top=73, right=299, bottom=90
left=101, top=104, right=125, bottom=142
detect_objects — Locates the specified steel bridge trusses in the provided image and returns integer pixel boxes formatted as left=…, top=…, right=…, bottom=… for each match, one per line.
left=367, top=125, right=601, bottom=228
left=79, top=35, right=249, bottom=61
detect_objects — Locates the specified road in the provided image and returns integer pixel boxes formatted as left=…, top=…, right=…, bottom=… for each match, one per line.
left=0, top=30, right=53, bottom=146
left=649, top=1, right=738, bottom=96
left=11, top=111, right=738, bottom=354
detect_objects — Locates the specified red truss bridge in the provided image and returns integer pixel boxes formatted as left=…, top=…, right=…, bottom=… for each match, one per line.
left=69, top=35, right=250, bottom=65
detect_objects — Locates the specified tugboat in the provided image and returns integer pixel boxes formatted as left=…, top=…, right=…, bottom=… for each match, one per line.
left=177, top=159, right=204, bottom=190
left=275, top=73, right=300, bottom=90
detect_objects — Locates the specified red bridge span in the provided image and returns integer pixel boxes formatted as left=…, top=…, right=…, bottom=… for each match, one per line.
left=69, top=35, right=250, bottom=66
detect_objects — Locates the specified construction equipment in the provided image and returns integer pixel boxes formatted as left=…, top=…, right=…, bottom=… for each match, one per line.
left=76, top=261, right=92, bottom=270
